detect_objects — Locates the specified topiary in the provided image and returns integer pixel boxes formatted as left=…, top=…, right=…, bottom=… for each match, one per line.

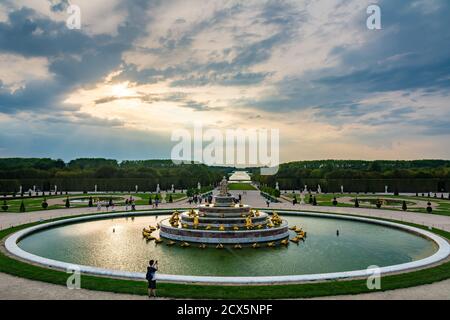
left=312, top=196, right=317, bottom=206
left=426, top=202, right=433, bottom=213
left=332, top=197, right=338, bottom=206
left=168, top=194, right=173, bottom=203
left=354, top=198, right=359, bottom=208
left=65, top=197, right=70, bottom=208
left=88, top=196, right=93, bottom=207
left=19, top=200, right=26, bottom=212
left=376, top=199, right=382, bottom=209
left=402, top=200, right=407, bottom=211
left=2, top=200, right=8, bottom=211
left=148, top=196, right=153, bottom=205
left=42, top=198, right=48, bottom=209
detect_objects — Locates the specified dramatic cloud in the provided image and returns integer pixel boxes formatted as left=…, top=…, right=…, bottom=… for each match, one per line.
left=0, top=0, right=449, bottom=161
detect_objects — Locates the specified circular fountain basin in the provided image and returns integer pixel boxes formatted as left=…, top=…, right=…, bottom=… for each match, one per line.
left=5, top=210, right=450, bottom=284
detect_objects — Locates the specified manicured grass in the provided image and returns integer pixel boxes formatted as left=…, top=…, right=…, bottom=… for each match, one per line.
left=282, top=193, right=450, bottom=217
left=1, top=213, right=450, bottom=299
left=227, top=183, right=257, bottom=191
left=0, top=192, right=186, bottom=213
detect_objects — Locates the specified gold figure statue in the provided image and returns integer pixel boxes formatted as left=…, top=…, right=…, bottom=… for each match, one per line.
left=270, top=211, right=282, bottom=226
left=245, top=215, right=253, bottom=229
left=193, top=215, right=199, bottom=229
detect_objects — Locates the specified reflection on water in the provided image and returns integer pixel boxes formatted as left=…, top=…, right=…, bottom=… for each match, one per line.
left=18, top=215, right=438, bottom=276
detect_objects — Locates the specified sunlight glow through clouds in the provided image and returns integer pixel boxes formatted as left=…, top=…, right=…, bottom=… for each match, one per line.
left=1, top=0, right=450, bottom=160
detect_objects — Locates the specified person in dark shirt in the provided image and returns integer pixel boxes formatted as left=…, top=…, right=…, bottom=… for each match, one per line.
left=146, top=260, right=158, bottom=298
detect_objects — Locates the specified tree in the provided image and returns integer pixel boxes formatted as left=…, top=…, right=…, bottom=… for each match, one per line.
left=402, top=200, right=407, bottom=211
left=65, top=197, right=70, bottom=208
left=19, top=200, right=26, bottom=212
left=354, top=198, right=359, bottom=208
left=42, top=198, right=48, bottom=209
left=2, top=200, right=8, bottom=211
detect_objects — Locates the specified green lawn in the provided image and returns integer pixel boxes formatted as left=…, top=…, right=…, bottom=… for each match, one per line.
left=228, top=183, right=257, bottom=190
left=283, top=193, right=450, bottom=216
left=1, top=212, right=450, bottom=299
left=0, top=192, right=186, bottom=213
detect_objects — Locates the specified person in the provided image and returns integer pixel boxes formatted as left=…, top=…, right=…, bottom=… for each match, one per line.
left=146, top=260, right=158, bottom=298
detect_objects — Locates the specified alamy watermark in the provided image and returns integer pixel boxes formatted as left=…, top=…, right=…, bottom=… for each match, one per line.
left=367, top=4, right=382, bottom=30
left=66, top=4, right=81, bottom=30
left=66, top=265, right=81, bottom=290
left=171, top=123, right=279, bottom=175
left=366, top=265, right=381, bottom=290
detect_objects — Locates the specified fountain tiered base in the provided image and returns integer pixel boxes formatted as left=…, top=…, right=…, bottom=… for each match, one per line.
left=159, top=179, right=290, bottom=244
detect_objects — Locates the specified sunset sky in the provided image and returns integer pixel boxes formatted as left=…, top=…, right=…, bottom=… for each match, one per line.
left=0, top=0, right=449, bottom=162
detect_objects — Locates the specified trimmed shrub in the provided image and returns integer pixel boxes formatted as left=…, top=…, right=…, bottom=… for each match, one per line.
left=19, top=200, right=26, bottom=212
left=42, top=198, right=48, bottom=209
left=332, top=197, right=338, bottom=206
left=354, top=198, right=359, bottom=208
left=65, top=197, right=70, bottom=208
left=2, top=200, right=8, bottom=212
left=376, top=199, right=382, bottom=209
left=402, top=200, right=407, bottom=211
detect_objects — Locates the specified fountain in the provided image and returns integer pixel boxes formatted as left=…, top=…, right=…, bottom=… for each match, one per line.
left=159, top=177, right=290, bottom=244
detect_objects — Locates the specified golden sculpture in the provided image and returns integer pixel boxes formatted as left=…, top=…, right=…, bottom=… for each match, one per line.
left=271, top=212, right=282, bottom=225
left=245, top=215, right=253, bottom=229
left=193, top=215, right=199, bottom=229
left=169, top=211, right=180, bottom=227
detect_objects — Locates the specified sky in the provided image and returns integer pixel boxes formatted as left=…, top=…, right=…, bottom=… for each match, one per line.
left=0, top=0, right=449, bottom=163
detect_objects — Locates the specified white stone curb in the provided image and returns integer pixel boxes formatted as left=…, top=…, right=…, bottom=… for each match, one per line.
left=5, top=210, right=450, bottom=284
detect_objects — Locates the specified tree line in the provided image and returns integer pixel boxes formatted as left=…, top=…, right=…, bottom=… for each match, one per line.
left=0, top=158, right=449, bottom=193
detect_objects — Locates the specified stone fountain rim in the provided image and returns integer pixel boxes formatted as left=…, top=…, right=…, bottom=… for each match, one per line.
left=4, top=209, right=450, bottom=284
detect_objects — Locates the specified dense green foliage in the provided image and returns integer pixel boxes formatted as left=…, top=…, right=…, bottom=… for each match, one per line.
left=256, top=160, right=450, bottom=192
left=0, top=158, right=230, bottom=192
left=1, top=158, right=450, bottom=192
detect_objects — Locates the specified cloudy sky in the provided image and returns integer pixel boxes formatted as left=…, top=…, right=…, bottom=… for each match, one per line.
left=0, top=0, right=449, bottom=163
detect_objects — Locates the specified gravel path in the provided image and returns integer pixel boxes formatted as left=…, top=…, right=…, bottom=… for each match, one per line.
left=1, top=190, right=449, bottom=300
